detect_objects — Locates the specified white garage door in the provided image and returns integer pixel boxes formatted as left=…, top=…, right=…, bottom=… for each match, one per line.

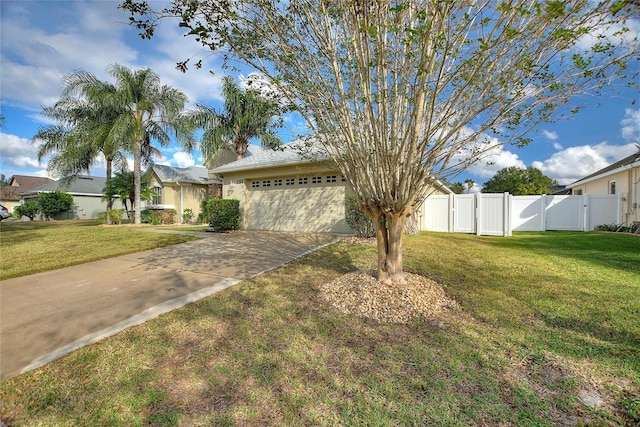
left=246, top=176, right=351, bottom=233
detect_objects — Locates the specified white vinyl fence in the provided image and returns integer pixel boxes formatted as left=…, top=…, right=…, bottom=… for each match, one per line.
left=423, top=193, right=624, bottom=236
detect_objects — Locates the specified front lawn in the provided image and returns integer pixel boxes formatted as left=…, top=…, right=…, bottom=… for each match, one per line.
left=1, top=231, right=638, bottom=426
left=0, top=220, right=199, bottom=280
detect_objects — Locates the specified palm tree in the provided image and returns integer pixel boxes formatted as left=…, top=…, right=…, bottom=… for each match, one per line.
left=62, top=64, right=195, bottom=224
left=103, top=171, right=153, bottom=220
left=188, top=76, right=283, bottom=162
left=464, top=179, right=475, bottom=194
left=34, top=82, right=130, bottom=223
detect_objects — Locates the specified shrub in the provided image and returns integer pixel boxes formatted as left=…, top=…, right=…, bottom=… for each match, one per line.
left=141, top=209, right=153, bottom=224
left=141, top=209, right=163, bottom=225
left=15, top=201, right=40, bottom=220
left=162, top=209, right=176, bottom=224
left=345, top=195, right=375, bottom=238
left=107, top=209, right=124, bottom=225
left=202, top=199, right=240, bottom=231
left=182, top=208, right=195, bottom=224
left=38, top=191, right=73, bottom=220
left=594, top=223, right=631, bottom=233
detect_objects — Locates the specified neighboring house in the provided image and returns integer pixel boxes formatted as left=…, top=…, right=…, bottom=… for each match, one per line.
left=0, top=175, right=53, bottom=213
left=20, top=176, right=124, bottom=220
left=566, top=148, right=640, bottom=225
left=210, top=144, right=451, bottom=233
left=146, top=165, right=221, bottom=223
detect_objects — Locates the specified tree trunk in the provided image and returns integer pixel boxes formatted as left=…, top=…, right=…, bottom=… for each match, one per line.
left=105, top=159, right=113, bottom=225
left=377, top=213, right=407, bottom=285
left=133, top=141, right=142, bottom=225
left=371, top=210, right=407, bottom=286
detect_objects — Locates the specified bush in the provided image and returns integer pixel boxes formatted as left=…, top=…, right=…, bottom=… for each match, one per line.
left=15, top=201, right=40, bottom=220
left=202, top=199, right=240, bottom=231
left=38, top=191, right=73, bottom=220
left=345, top=195, right=375, bottom=238
left=162, top=209, right=176, bottom=224
left=108, top=209, right=124, bottom=225
left=594, top=223, right=631, bottom=233
left=182, top=208, right=195, bottom=224
left=141, top=209, right=163, bottom=225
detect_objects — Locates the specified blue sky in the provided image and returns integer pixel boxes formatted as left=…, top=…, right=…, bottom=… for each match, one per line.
left=1, top=1, right=638, bottom=190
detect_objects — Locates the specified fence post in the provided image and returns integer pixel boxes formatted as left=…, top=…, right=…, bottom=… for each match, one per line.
left=449, top=193, right=454, bottom=233
left=582, top=194, right=588, bottom=232
left=504, top=192, right=512, bottom=236
left=476, top=192, right=481, bottom=236
left=540, top=195, right=546, bottom=231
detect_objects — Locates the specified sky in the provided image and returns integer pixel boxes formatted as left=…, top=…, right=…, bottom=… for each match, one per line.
left=1, top=1, right=639, bottom=191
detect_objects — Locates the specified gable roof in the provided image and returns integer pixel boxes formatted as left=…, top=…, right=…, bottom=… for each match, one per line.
left=567, top=149, right=640, bottom=188
left=210, top=142, right=327, bottom=174
left=0, top=186, right=21, bottom=202
left=21, top=176, right=108, bottom=197
left=9, top=175, right=53, bottom=189
left=211, top=141, right=453, bottom=194
left=150, top=164, right=217, bottom=185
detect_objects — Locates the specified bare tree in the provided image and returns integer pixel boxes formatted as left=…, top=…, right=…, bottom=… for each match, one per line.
left=123, top=0, right=638, bottom=284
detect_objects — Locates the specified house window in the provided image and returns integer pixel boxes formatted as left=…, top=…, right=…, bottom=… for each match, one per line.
left=274, top=179, right=283, bottom=186
left=286, top=178, right=295, bottom=186
left=326, top=175, right=337, bottom=183
left=574, top=189, right=583, bottom=195
left=252, top=181, right=260, bottom=188
left=341, top=175, right=346, bottom=182
left=312, top=176, right=322, bottom=184
left=609, top=180, right=616, bottom=194
left=262, top=180, right=271, bottom=187
left=298, top=177, right=308, bottom=185
left=151, top=187, right=162, bottom=204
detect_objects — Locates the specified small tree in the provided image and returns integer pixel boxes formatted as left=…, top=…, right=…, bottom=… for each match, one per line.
left=37, top=191, right=74, bottom=220
left=15, top=201, right=40, bottom=220
left=482, top=167, right=558, bottom=195
left=123, top=0, right=638, bottom=284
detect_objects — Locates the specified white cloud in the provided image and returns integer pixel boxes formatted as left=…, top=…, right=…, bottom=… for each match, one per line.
left=532, top=142, right=638, bottom=185
left=620, top=108, right=639, bottom=143
left=575, top=15, right=640, bottom=52
left=172, top=152, right=196, bottom=168
left=465, top=144, right=526, bottom=179
left=553, top=142, right=564, bottom=150
left=542, top=130, right=559, bottom=140
left=0, top=133, right=43, bottom=170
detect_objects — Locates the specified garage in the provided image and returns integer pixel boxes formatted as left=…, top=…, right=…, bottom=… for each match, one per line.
left=245, top=174, right=351, bottom=233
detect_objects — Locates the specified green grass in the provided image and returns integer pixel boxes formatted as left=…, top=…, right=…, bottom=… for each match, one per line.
left=1, top=230, right=638, bottom=426
left=0, top=220, right=199, bottom=279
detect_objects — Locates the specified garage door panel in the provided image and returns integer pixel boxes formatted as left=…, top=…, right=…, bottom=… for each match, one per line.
left=246, top=184, right=350, bottom=233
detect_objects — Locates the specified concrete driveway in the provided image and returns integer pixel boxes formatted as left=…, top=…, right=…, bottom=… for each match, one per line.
left=0, top=230, right=337, bottom=381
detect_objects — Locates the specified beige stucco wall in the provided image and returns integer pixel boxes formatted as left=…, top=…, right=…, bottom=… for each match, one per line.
left=220, top=163, right=353, bottom=233
left=218, top=162, right=450, bottom=233
left=148, top=174, right=208, bottom=223
left=570, top=166, right=639, bottom=225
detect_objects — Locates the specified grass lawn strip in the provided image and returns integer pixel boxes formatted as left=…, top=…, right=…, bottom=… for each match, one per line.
left=0, top=220, right=199, bottom=279
left=0, top=229, right=638, bottom=425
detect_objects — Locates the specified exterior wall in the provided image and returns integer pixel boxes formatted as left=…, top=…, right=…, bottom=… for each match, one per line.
left=20, top=193, right=125, bottom=220
left=1, top=200, right=20, bottom=214
left=220, top=163, right=353, bottom=233
left=570, top=166, right=639, bottom=225
left=147, top=174, right=208, bottom=223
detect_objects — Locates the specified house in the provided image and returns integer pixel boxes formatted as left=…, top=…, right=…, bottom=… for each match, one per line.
left=210, top=143, right=451, bottom=233
left=146, top=164, right=221, bottom=223
left=0, top=175, right=53, bottom=213
left=20, top=175, right=124, bottom=220
left=566, top=148, right=640, bottom=225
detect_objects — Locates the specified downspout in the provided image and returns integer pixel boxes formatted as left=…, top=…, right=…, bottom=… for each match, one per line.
left=178, top=182, right=184, bottom=224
